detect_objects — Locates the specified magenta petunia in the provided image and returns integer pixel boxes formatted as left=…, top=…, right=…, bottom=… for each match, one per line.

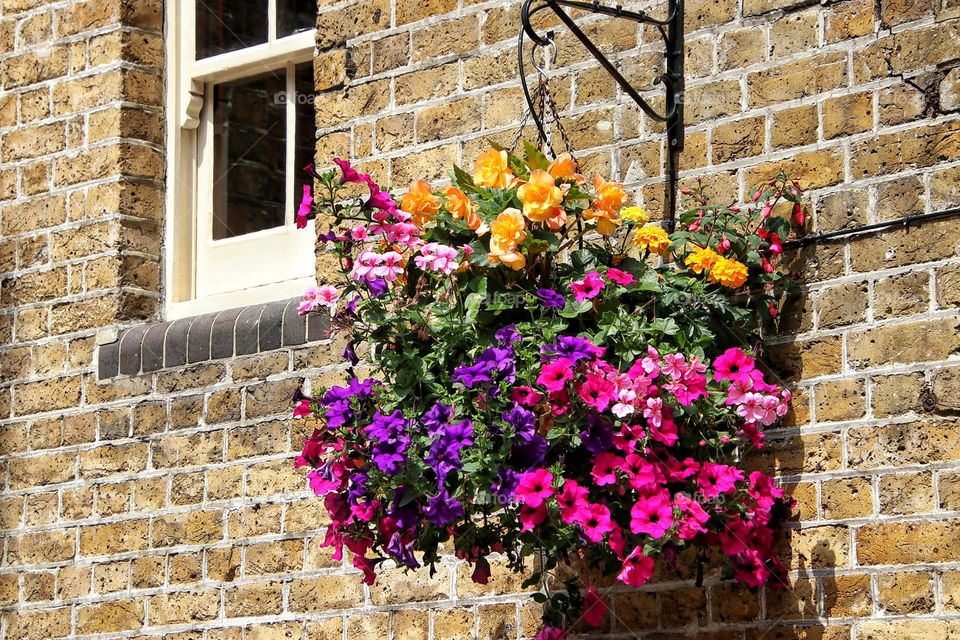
left=629, top=491, right=674, bottom=538
left=515, top=468, right=555, bottom=508
left=713, top=347, right=756, bottom=384
left=570, top=271, right=605, bottom=302
left=536, top=358, right=574, bottom=393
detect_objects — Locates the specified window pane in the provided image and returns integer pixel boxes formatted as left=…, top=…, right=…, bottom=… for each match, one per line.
left=278, top=0, right=316, bottom=38
left=294, top=62, right=316, bottom=208
left=211, top=71, right=286, bottom=240
left=196, top=0, right=268, bottom=59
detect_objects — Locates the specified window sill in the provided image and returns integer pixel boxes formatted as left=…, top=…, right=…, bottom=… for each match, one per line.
left=96, top=298, right=330, bottom=381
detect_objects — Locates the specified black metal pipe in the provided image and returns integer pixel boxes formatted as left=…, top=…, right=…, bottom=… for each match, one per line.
left=782, top=207, right=960, bottom=249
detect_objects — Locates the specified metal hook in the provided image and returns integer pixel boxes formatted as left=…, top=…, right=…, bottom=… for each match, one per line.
left=531, top=34, right=557, bottom=76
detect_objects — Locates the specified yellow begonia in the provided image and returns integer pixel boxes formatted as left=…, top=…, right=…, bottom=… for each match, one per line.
left=488, top=208, right=527, bottom=270
left=684, top=246, right=719, bottom=275
left=548, top=152, right=584, bottom=183
left=708, top=256, right=749, bottom=288
left=517, top=169, right=564, bottom=223
left=473, top=148, right=513, bottom=189
left=632, top=226, right=671, bottom=255
left=620, top=206, right=650, bottom=225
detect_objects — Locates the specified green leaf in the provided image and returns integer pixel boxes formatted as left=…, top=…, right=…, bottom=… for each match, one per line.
left=559, top=299, right=593, bottom=318
left=451, top=164, right=481, bottom=195
left=523, top=140, right=550, bottom=172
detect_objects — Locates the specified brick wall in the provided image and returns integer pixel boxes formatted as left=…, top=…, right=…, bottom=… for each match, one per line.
left=2, top=0, right=960, bottom=637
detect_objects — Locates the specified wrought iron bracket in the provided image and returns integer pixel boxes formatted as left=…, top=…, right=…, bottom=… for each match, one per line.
left=519, top=0, right=685, bottom=229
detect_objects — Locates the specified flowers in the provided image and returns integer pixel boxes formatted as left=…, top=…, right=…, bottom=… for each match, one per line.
left=401, top=179, right=440, bottom=228
left=620, top=205, right=649, bottom=225
left=517, top=169, right=565, bottom=227
left=414, top=242, right=460, bottom=275
left=570, top=271, right=605, bottom=302
left=298, top=285, right=340, bottom=315
left=488, top=208, right=527, bottom=270
left=632, top=225, right=671, bottom=255
left=473, top=147, right=513, bottom=188
left=291, top=149, right=804, bottom=636
left=583, top=174, right=627, bottom=234
left=709, top=255, right=750, bottom=288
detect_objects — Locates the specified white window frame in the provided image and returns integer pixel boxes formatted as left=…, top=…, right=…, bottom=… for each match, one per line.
left=164, top=0, right=317, bottom=320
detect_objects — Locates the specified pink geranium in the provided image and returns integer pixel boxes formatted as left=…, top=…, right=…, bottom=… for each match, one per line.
left=516, top=469, right=555, bottom=508
left=298, top=285, right=341, bottom=315
left=629, top=491, right=674, bottom=538
left=570, top=271, right=605, bottom=302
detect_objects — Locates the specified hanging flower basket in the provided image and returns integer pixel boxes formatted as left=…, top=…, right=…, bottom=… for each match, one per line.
left=293, top=143, right=804, bottom=637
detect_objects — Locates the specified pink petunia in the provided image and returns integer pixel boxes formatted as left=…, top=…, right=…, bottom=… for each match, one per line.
left=574, top=502, right=615, bottom=543
left=591, top=452, right=624, bottom=486
left=713, top=347, right=756, bottom=384
left=577, top=373, right=616, bottom=412
left=698, top=462, right=744, bottom=500
left=519, top=503, right=547, bottom=532
left=629, top=491, right=674, bottom=538
left=534, top=627, right=567, bottom=640
left=605, top=268, right=635, bottom=286
left=511, top=386, right=544, bottom=407
left=292, top=398, right=312, bottom=418
left=674, top=493, right=710, bottom=540
left=516, top=469, right=555, bottom=508
left=556, top=479, right=590, bottom=523
left=617, top=547, right=655, bottom=587
left=570, top=271, right=606, bottom=302
left=537, top=358, right=574, bottom=393
left=333, top=157, right=363, bottom=183
left=624, top=454, right=666, bottom=493
left=582, top=585, right=609, bottom=628
left=296, top=184, right=313, bottom=229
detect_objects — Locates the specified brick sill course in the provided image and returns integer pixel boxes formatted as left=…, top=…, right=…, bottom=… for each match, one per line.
left=96, top=298, right=331, bottom=380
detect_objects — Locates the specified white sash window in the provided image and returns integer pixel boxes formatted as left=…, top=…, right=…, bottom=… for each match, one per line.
left=165, top=0, right=318, bottom=319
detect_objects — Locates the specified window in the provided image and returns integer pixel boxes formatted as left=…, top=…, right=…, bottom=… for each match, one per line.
left=165, top=0, right=318, bottom=319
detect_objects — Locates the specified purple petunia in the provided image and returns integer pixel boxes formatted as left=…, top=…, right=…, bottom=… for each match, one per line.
left=492, top=467, right=521, bottom=502
left=580, top=413, right=614, bottom=454
left=386, top=531, right=420, bottom=569
left=423, top=487, right=464, bottom=527
left=542, top=335, right=603, bottom=363
left=421, top=402, right=453, bottom=436
left=536, top=288, right=566, bottom=309
left=495, top=324, right=522, bottom=345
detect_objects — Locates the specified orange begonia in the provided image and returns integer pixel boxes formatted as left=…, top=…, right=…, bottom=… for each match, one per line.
left=400, top=180, right=440, bottom=228
left=517, top=169, right=564, bottom=224
left=444, top=186, right=486, bottom=233
left=473, top=148, right=513, bottom=189
left=548, top=153, right=584, bottom=183
left=584, top=174, right=627, bottom=235
left=488, top=208, right=527, bottom=270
